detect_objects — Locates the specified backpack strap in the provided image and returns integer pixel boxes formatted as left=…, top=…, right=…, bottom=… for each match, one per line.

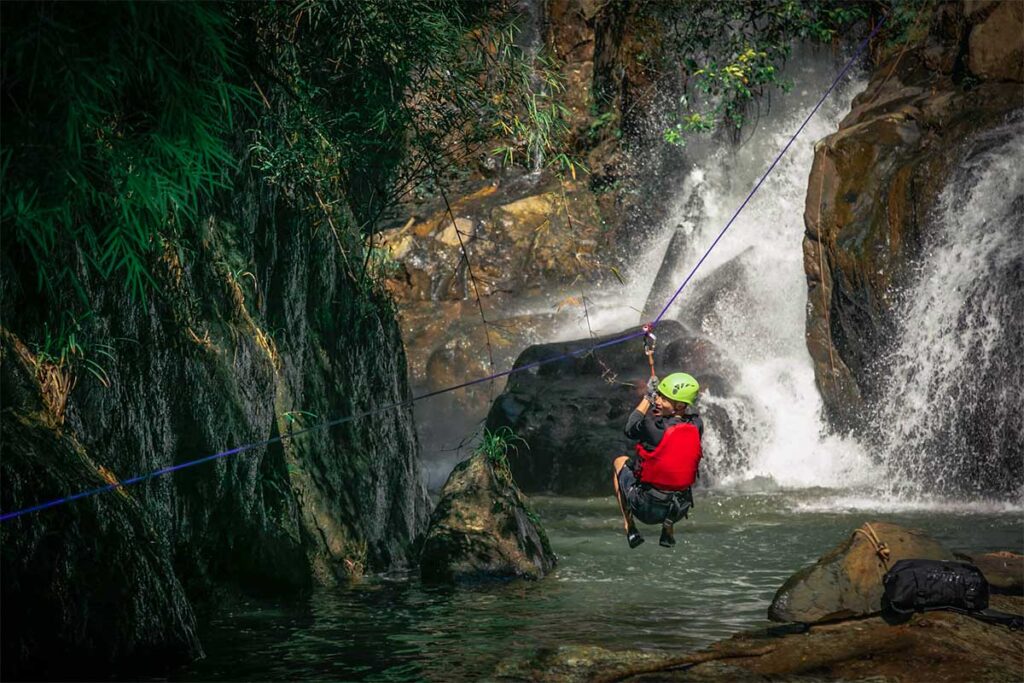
left=942, top=606, right=1024, bottom=630
left=973, top=608, right=1024, bottom=630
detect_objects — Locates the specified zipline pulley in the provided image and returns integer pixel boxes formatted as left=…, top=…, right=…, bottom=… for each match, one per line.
left=642, top=322, right=657, bottom=378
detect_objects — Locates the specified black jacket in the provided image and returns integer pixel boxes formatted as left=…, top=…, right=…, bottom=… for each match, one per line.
left=624, top=409, right=704, bottom=452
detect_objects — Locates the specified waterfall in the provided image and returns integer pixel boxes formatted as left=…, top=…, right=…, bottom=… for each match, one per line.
left=873, top=116, right=1024, bottom=499
left=586, top=48, right=881, bottom=489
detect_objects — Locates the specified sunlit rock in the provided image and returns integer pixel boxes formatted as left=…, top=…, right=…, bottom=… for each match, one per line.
left=768, top=521, right=955, bottom=623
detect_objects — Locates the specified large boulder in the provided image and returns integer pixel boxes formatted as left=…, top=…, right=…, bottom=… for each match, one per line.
left=420, top=452, right=556, bottom=584
left=803, top=0, right=1024, bottom=430
left=485, top=320, right=753, bottom=495
left=768, top=522, right=956, bottom=623
left=967, top=0, right=1024, bottom=82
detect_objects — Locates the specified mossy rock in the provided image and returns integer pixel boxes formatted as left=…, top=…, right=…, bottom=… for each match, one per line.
left=420, top=452, right=555, bottom=584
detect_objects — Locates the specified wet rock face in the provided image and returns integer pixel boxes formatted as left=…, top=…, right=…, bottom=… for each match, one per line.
left=420, top=452, right=555, bottom=584
left=968, top=0, right=1024, bottom=81
left=485, top=321, right=751, bottom=495
left=803, top=0, right=1023, bottom=429
left=768, top=522, right=955, bottom=623
left=0, top=410, right=202, bottom=680
left=1, top=143, right=429, bottom=673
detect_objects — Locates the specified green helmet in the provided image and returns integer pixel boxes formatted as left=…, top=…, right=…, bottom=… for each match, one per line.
left=657, top=372, right=700, bottom=405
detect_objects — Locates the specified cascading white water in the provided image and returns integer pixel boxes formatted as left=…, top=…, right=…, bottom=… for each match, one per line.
left=585, top=50, right=882, bottom=490
left=873, top=116, right=1024, bottom=499
left=420, top=42, right=1018, bottom=505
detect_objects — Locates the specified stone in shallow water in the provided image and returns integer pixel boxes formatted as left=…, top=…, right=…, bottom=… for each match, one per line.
left=420, top=452, right=555, bottom=583
left=768, top=521, right=955, bottom=623
left=959, top=551, right=1024, bottom=594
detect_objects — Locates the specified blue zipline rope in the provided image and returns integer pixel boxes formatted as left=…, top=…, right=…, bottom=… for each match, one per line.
left=0, top=328, right=644, bottom=523
left=0, top=19, right=883, bottom=523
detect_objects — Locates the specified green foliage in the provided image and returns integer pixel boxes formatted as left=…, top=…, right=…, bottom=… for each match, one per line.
left=282, top=410, right=320, bottom=427
left=246, top=1, right=576, bottom=231
left=881, top=0, right=935, bottom=47
left=32, top=311, right=113, bottom=387
left=365, top=245, right=403, bottom=279
left=2, top=2, right=248, bottom=300
left=649, top=0, right=872, bottom=146
left=3, top=0, right=560, bottom=314
left=491, top=52, right=579, bottom=177
left=587, top=110, right=620, bottom=140
left=477, top=426, right=528, bottom=480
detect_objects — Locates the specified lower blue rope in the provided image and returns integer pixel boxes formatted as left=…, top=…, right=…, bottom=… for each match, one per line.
left=0, top=18, right=884, bottom=523
left=0, top=329, right=644, bottom=522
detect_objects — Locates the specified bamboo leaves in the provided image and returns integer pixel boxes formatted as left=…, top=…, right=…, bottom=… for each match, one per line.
left=2, top=2, right=246, bottom=302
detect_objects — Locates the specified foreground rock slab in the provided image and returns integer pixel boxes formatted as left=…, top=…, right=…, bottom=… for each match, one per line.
left=420, top=452, right=556, bottom=583
left=768, top=521, right=955, bottom=623
left=495, top=595, right=1024, bottom=683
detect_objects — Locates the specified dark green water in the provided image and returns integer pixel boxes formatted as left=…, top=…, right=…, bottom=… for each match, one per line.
left=172, top=490, right=1022, bottom=681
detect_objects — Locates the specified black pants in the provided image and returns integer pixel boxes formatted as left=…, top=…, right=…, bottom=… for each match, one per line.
left=617, top=465, right=693, bottom=526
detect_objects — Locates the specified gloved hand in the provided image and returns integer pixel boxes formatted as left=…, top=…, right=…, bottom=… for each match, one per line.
left=645, top=376, right=659, bottom=403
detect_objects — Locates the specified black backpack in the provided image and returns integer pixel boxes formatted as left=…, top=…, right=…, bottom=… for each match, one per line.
left=882, top=559, right=1022, bottom=629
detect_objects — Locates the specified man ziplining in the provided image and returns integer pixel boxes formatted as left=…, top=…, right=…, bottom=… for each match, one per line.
left=612, top=328, right=703, bottom=549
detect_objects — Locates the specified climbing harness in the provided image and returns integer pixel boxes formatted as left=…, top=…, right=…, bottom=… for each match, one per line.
left=0, top=19, right=885, bottom=523
left=644, top=485, right=693, bottom=518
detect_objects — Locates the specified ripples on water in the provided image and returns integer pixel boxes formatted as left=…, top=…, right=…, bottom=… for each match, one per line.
left=173, top=491, right=1023, bottom=682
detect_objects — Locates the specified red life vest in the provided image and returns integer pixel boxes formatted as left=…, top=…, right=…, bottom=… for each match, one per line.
left=634, top=422, right=702, bottom=491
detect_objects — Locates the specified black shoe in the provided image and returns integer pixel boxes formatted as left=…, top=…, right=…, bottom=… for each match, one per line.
left=627, top=530, right=645, bottom=549
left=659, top=524, right=676, bottom=547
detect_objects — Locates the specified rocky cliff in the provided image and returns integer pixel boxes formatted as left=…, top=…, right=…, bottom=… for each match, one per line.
left=376, top=1, right=676, bottom=481
left=803, top=0, right=1023, bottom=429
left=1, top=154, right=430, bottom=678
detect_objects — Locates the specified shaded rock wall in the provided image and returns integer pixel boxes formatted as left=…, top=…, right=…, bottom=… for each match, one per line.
left=1, top=142, right=429, bottom=676
left=803, top=0, right=1023, bottom=428
left=378, top=0, right=673, bottom=434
